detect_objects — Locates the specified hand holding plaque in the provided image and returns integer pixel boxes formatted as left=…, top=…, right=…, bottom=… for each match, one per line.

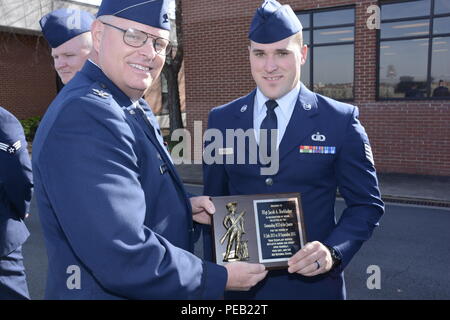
left=211, top=193, right=307, bottom=270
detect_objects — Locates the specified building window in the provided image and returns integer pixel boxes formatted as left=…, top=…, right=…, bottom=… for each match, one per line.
left=297, top=7, right=355, bottom=101
left=378, top=0, right=450, bottom=99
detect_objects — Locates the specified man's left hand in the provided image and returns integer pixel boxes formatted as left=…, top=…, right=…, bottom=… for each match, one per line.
left=190, top=196, right=215, bottom=225
left=287, top=241, right=333, bottom=276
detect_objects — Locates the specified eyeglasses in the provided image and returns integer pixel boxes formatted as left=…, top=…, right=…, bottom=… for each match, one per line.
left=102, top=22, right=172, bottom=56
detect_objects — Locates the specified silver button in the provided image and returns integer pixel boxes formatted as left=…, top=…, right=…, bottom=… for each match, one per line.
left=265, top=178, right=273, bottom=186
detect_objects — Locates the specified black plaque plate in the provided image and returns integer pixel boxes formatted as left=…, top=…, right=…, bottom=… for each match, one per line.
left=211, top=193, right=306, bottom=270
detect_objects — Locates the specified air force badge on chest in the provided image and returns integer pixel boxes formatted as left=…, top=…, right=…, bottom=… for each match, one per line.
left=299, top=131, right=335, bottom=154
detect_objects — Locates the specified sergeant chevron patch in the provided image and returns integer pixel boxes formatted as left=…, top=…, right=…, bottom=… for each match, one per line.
left=365, top=143, right=374, bottom=165
left=0, top=140, right=21, bottom=154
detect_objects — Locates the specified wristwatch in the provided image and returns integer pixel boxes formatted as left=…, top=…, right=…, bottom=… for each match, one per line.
left=325, top=245, right=342, bottom=268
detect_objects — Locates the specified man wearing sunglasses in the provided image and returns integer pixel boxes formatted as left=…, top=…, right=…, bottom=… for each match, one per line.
left=32, top=0, right=267, bottom=299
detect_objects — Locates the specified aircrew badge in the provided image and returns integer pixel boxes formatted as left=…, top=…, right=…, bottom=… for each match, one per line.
left=311, top=132, right=326, bottom=142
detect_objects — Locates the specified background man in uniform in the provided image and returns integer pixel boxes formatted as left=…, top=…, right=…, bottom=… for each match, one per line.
left=203, top=0, right=384, bottom=299
left=40, top=8, right=95, bottom=84
left=0, top=107, right=33, bottom=299
left=32, top=0, right=266, bottom=299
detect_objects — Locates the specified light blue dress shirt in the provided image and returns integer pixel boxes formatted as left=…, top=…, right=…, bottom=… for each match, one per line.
left=253, top=81, right=301, bottom=148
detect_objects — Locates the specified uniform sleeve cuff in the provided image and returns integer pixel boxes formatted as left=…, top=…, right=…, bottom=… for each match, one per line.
left=200, top=261, right=227, bottom=299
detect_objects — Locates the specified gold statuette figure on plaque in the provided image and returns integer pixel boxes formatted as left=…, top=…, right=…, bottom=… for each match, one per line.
left=220, top=202, right=249, bottom=262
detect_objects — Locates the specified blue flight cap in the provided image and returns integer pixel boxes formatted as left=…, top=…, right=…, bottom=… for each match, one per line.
left=249, top=0, right=302, bottom=44
left=40, top=9, right=94, bottom=48
left=97, top=0, right=171, bottom=31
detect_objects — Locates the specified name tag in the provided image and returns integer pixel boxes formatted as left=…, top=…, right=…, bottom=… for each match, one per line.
left=219, top=148, right=234, bottom=155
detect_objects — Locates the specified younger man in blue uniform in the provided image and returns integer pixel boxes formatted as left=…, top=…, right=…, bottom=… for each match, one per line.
left=203, top=0, right=385, bottom=299
left=33, top=0, right=267, bottom=299
left=40, top=9, right=95, bottom=84
left=0, top=107, right=33, bottom=299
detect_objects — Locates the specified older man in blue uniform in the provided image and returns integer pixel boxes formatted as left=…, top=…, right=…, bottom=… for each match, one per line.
left=40, top=9, right=95, bottom=84
left=32, top=0, right=267, bottom=299
left=203, top=0, right=385, bottom=299
left=0, top=107, right=33, bottom=299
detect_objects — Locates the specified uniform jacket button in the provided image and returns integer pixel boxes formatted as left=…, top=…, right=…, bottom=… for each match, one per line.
left=265, top=178, right=273, bottom=186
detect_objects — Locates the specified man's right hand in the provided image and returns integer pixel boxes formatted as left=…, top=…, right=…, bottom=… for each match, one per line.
left=224, top=262, right=268, bottom=291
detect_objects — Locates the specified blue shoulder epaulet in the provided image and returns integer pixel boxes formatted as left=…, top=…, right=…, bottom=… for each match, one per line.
left=86, top=83, right=112, bottom=103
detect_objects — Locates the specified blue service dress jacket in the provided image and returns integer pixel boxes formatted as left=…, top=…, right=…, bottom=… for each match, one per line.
left=203, top=83, right=385, bottom=299
left=32, top=61, right=227, bottom=299
left=0, top=106, right=32, bottom=299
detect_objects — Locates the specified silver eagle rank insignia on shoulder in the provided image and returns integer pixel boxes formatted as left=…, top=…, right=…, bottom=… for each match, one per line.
left=92, top=88, right=110, bottom=99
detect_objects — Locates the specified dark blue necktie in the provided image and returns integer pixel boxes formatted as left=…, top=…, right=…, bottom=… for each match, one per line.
left=260, top=99, right=278, bottom=157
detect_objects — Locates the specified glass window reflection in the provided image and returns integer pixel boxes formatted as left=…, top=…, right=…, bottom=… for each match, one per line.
left=381, top=20, right=429, bottom=39
left=297, top=7, right=354, bottom=101
left=302, top=30, right=310, bottom=46
left=313, top=45, right=353, bottom=100
left=297, top=14, right=310, bottom=29
left=379, top=39, right=429, bottom=98
left=301, top=55, right=310, bottom=89
left=314, top=27, right=354, bottom=44
left=433, top=17, right=450, bottom=34
left=431, top=37, right=450, bottom=97
left=434, top=0, right=450, bottom=14
left=381, top=0, right=431, bottom=20
left=314, top=9, right=354, bottom=27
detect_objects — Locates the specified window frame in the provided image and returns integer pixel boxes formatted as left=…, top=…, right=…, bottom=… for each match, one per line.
left=297, top=5, right=356, bottom=102
left=377, top=0, right=450, bottom=101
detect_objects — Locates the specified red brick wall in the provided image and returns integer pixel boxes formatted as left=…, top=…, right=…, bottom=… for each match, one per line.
left=182, top=0, right=450, bottom=176
left=0, top=31, right=56, bottom=120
